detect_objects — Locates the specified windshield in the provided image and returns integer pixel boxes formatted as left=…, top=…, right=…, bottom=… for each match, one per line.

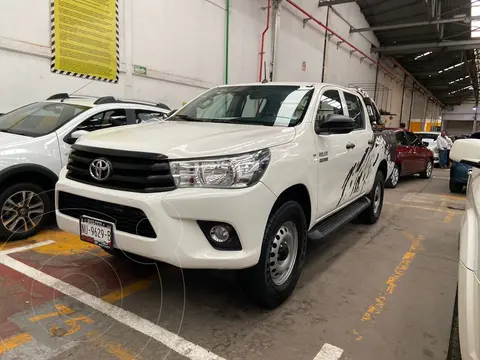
left=173, top=85, right=314, bottom=127
left=0, top=102, right=89, bottom=137
left=416, top=133, right=438, bottom=141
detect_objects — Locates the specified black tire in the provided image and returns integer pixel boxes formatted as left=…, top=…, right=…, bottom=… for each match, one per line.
left=358, top=171, right=385, bottom=225
left=449, top=181, right=464, bottom=193
left=419, top=159, right=433, bottom=179
left=385, top=164, right=400, bottom=188
left=0, top=183, right=52, bottom=241
left=241, top=201, right=307, bottom=309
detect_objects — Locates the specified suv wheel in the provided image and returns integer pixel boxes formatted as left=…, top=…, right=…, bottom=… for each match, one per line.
left=449, top=181, right=464, bottom=194
left=241, top=201, right=307, bottom=309
left=358, top=171, right=385, bottom=225
left=0, top=183, right=52, bottom=241
left=420, top=160, right=433, bottom=179
left=385, top=164, right=400, bottom=188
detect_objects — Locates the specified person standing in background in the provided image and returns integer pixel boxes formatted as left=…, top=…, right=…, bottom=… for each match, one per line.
left=399, top=122, right=406, bottom=130
left=436, top=130, right=452, bottom=169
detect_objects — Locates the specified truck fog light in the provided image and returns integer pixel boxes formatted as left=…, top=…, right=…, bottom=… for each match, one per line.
left=210, top=225, right=230, bottom=243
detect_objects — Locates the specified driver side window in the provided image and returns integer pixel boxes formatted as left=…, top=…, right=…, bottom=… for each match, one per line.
left=316, top=90, right=344, bottom=123
left=76, top=110, right=127, bottom=132
left=344, top=92, right=365, bottom=130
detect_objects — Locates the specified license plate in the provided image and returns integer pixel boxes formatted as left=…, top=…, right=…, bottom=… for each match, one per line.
left=79, top=216, right=114, bottom=250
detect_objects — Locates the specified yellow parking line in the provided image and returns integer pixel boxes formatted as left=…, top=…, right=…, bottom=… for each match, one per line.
left=384, top=202, right=464, bottom=214
left=88, top=331, right=140, bottom=360
left=0, top=333, right=32, bottom=354
left=102, top=279, right=153, bottom=303
left=362, top=233, right=424, bottom=322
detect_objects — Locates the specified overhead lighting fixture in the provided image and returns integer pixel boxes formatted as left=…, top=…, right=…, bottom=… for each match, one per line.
left=439, top=62, right=464, bottom=74
left=414, top=51, right=432, bottom=60
left=449, top=75, right=470, bottom=84
left=448, top=85, right=473, bottom=95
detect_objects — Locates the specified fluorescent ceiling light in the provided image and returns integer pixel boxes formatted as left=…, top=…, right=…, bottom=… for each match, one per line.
left=438, top=62, right=464, bottom=74
left=449, top=75, right=470, bottom=84
left=414, top=51, right=432, bottom=60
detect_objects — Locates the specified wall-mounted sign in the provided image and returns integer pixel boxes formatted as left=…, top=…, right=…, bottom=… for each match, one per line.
left=134, top=65, right=147, bottom=75
left=50, top=0, right=119, bottom=83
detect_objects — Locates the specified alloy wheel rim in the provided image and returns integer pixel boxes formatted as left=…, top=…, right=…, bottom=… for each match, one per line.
left=391, top=167, right=399, bottom=186
left=373, top=183, right=382, bottom=215
left=426, top=162, right=432, bottom=177
left=269, top=221, right=298, bottom=286
left=1, top=191, right=44, bottom=234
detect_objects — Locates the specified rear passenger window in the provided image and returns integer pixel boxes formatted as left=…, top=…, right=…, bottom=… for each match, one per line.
left=344, top=92, right=365, bottom=129
left=77, top=109, right=127, bottom=132
left=135, top=110, right=166, bottom=123
left=317, top=90, right=344, bottom=121
left=396, top=131, right=407, bottom=146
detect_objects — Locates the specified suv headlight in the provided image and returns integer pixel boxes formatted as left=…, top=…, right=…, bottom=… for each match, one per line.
left=170, top=149, right=271, bottom=189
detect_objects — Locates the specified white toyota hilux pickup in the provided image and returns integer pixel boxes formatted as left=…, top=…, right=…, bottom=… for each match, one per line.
left=56, top=83, right=396, bottom=308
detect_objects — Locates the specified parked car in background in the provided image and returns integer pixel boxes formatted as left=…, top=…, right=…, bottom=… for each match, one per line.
left=415, top=131, right=440, bottom=166
left=0, top=94, right=170, bottom=240
left=447, top=138, right=480, bottom=360
left=56, top=83, right=396, bottom=308
left=385, top=129, right=434, bottom=188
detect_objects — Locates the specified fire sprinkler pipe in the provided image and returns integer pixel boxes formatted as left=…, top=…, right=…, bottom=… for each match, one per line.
left=285, top=0, right=443, bottom=107
left=259, top=0, right=271, bottom=82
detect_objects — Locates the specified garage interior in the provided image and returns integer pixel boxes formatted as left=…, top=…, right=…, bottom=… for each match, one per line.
left=0, top=0, right=477, bottom=359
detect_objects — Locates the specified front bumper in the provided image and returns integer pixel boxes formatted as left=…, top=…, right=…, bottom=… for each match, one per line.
left=55, top=169, right=277, bottom=269
left=458, top=262, right=480, bottom=360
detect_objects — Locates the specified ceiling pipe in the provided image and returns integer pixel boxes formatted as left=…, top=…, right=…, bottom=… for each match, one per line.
left=259, top=0, right=271, bottom=82
left=284, top=0, right=443, bottom=106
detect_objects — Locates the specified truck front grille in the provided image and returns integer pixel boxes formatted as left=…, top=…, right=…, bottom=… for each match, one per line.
left=58, top=191, right=156, bottom=238
left=66, top=145, right=176, bottom=193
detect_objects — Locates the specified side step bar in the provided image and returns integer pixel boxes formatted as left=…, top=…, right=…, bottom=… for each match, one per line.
left=307, top=197, right=371, bottom=241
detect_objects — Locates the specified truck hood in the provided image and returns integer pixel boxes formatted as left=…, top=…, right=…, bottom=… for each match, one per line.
left=76, top=121, right=297, bottom=158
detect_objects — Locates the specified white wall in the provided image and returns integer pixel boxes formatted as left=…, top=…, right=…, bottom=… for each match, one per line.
left=0, top=0, right=439, bottom=117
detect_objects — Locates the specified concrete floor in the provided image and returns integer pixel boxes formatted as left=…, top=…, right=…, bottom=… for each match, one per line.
left=0, top=167, right=463, bottom=360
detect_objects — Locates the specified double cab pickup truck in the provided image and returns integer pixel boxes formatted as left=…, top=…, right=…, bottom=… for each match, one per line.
left=56, top=83, right=396, bottom=308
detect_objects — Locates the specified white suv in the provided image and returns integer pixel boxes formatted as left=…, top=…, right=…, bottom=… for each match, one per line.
left=0, top=94, right=170, bottom=240
left=448, top=139, right=480, bottom=360
left=56, top=83, right=395, bottom=307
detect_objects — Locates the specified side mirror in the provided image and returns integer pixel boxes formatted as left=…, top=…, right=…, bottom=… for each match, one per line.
left=315, top=114, right=355, bottom=135
left=450, top=139, right=480, bottom=167
left=65, top=130, right=89, bottom=145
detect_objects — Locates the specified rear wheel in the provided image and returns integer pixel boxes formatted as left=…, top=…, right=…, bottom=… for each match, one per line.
left=449, top=181, right=464, bottom=193
left=0, top=183, right=52, bottom=241
left=358, top=171, right=384, bottom=225
left=385, top=164, right=400, bottom=188
left=420, top=159, right=433, bottom=179
left=241, top=201, right=307, bottom=309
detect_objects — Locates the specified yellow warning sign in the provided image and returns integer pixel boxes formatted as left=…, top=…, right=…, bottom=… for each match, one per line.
left=51, top=0, right=119, bottom=83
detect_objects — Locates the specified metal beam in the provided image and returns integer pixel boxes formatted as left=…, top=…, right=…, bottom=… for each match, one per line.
left=372, top=39, right=480, bottom=54
left=318, top=0, right=354, bottom=6
left=352, top=16, right=480, bottom=33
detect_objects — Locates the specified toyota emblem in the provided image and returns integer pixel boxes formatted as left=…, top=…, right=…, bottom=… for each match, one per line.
left=89, top=158, right=112, bottom=181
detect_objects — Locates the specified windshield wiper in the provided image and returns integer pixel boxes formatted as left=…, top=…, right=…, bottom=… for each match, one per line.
left=172, top=114, right=203, bottom=122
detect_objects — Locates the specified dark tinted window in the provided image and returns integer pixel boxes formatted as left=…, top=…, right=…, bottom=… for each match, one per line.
left=317, top=90, right=344, bottom=122
left=344, top=92, right=365, bottom=129
left=0, top=102, right=89, bottom=137
left=396, top=131, right=407, bottom=146
left=77, top=109, right=127, bottom=132
left=405, top=131, right=421, bottom=146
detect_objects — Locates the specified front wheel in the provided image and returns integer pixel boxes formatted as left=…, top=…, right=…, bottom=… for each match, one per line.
left=0, top=183, right=52, bottom=241
left=385, top=164, right=400, bottom=188
left=449, top=181, right=464, bottom=193
left=420, top=159, right=433, bottom=179
left=241, top=201, right=307, bottom=309
left=358, top=171, right=385, bottom=225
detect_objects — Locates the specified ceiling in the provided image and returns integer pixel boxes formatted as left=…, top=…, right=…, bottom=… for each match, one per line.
left=348, top=0, right=480, bottom=107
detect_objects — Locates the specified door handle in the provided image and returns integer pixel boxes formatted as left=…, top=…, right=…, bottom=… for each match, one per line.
left=346, top=142, right=356, bottom=150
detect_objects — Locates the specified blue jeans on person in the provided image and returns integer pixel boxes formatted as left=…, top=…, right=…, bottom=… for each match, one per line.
left=439, top=149, right=448, bottom=167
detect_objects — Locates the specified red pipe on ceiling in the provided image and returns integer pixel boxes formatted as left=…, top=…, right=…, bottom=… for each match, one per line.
left=284, top=0, right=401, bottom=81
left=259, top=0, right=271, bottom=82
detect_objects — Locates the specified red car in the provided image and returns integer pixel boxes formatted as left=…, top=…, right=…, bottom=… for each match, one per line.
left=386, top=129, right=434, bottom=188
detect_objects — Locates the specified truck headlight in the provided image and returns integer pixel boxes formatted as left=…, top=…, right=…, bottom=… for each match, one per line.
left=170, top=149, right=271, bottom=188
